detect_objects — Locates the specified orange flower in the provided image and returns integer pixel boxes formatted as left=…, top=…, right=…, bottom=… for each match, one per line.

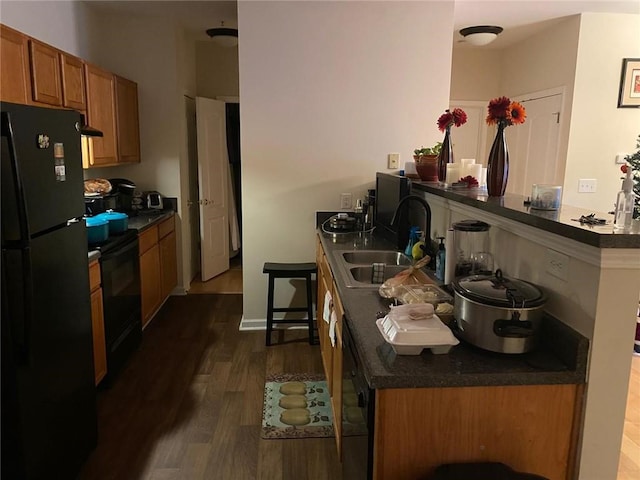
left=486, top=96, right=526, bottom=127
left=509, top=101, right=526, bottom=125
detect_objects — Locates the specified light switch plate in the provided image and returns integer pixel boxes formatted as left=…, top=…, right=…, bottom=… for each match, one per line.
left=616, top=153, right=628, bottom=164
left=388, top=153, right=400, bottom=169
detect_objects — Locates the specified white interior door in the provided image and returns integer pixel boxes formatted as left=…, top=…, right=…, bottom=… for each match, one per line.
left=196, top=96, right=229, bottom=281
left=449, top=100, right=489, bottom=165
left=507, top=93, right=563, bottom=195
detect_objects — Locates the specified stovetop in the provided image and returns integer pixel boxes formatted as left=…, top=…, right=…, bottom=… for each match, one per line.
left=89, top=229, right=138, bottom=255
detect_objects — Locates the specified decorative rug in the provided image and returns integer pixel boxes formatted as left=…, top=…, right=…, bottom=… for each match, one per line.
left=261, top=373, right=334, bottom=439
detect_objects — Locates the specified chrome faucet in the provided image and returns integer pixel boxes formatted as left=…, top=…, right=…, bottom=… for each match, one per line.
left=390, top=195, right=432, bottom=253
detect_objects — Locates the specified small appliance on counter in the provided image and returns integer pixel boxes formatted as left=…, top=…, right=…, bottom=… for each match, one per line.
left=146, top=191, right=164, bottom=210
left=108, top=178, right=136, bottom=212
left=452, top=219, right=491, bottom=277
left=451, top=269, right=547, bottom=354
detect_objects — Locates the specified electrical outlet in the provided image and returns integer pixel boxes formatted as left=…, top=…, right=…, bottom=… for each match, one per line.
left=546, top=248, right=568, bottom=281
left=578, top=178, right=597, bottom=193
left=340, top=193, right=352, bottom=209
left=388, top=153, right=400, bottom=169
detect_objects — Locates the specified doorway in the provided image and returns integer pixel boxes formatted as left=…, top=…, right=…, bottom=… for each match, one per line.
left=186, top=96, right=243, bottom=294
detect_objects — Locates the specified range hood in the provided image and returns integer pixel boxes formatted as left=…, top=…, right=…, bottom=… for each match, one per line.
left=79, top=114, right=103, bottom=137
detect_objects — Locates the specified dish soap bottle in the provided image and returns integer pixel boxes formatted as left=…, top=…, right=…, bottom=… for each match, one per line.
left=614, top=166, right=636, bottom=232
left=435, top=237, right=446, bottom=281
left=405, top=226, right=420, bottom=259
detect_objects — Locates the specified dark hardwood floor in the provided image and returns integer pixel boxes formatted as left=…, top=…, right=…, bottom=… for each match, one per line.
left=80, top=294, right=341, bottom=480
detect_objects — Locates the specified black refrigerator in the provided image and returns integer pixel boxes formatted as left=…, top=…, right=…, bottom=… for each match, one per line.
left=1, top=102, right=97, bottom=479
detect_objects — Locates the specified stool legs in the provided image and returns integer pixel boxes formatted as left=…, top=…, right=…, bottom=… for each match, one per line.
left=305, top=273, right=315, bottom=345
left=266, top=274, right=275, bottom=346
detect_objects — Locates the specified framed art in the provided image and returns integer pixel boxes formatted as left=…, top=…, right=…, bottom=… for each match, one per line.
left=618, top=58, right=640, bottom=108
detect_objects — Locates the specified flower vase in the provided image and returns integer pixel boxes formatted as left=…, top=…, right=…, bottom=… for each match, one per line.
left=437, top=126, right=453, bottom=183
left=487, top=121, right=509, bottom=196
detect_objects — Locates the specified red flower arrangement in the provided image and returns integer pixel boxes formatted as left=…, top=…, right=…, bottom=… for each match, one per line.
left=437, top=108, right=467, bottom=132
left=621, top=164, right=628, bottom=174
left=486, top=96, right=526, bottom=126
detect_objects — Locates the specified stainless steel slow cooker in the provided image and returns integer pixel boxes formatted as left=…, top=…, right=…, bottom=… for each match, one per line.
left=451, top=269, right=547, bottom=354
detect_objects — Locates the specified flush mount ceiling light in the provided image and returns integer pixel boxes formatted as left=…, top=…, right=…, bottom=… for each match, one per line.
left=206, top=21, right=238, bottom=47
left=459, top=25, right=503, bottom=46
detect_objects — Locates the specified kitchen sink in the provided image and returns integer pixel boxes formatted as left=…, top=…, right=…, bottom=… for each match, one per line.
left=341, top=250, right=412, bottom=266
left=348, top=265, right=407, bottom=284
left=332, top=249, right=414, bottom=288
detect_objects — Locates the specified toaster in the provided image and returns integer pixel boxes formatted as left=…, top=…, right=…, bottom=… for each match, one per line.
left=146, top=191, right=163, bottom=210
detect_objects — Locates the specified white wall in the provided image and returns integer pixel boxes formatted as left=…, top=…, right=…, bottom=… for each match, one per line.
left=451, top=48, right=502, bottom=100
left=0, top=1, right=93, bottom=59
left=564, top=13, right=640, bottom=211
left=196, top=41, right=239, bottom=98
left=238, top=0, right=455, bottom=323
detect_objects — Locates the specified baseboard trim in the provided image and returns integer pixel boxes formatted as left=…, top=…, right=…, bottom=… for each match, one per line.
left=238, top=316, right=310, bottom=331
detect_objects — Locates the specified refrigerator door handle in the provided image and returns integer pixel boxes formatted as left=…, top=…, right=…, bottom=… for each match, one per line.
left=1, top=111, right=31, bottom=246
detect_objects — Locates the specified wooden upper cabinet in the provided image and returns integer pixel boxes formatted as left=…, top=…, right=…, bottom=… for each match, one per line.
left=60, top=52, right=85, bottom=111
left=29, top=39, right=63, bottom=106
left=85, top=63, right=118, bottom=166
left=114, top=75, right=140, bottom=163
left=0, top=24, right=32, bottom=104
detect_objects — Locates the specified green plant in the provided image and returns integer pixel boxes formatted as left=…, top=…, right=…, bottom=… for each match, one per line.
left=623, top=134, right=640, bottom=219
left=414, top=142, right=442, bottom=157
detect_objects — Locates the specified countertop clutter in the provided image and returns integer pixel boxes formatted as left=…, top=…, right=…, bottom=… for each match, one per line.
left=318, top=231, right=589, bottom=390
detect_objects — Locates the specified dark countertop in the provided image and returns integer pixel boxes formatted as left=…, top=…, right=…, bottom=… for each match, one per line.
left=87, top=210, right=175, bottom=259
left=318, top=231, right=589, bottom=390
left=409, top=178, right=640, bottom=248
left=127, top=210, right=175, bottom=232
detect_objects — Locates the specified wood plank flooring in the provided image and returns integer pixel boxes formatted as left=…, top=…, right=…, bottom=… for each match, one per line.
left=188, top=257, right=242, bottom=295
left=79, top=289, right=640, bottom=479
left=79, top=294, right=340, bottom=480
left=618, top=354, right=640, bottom=479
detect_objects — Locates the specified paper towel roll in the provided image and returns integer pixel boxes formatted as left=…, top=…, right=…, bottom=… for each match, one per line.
left=444, top=227, right=455, bottom=285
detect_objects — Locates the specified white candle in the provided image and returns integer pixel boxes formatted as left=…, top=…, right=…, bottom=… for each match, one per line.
left=446, top=163, right=461, bottom=185
left=468, top=164, right=482, bottom=181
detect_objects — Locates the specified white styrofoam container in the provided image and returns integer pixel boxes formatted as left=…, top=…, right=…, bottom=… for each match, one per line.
left=375, top=314, right=459, bottom=355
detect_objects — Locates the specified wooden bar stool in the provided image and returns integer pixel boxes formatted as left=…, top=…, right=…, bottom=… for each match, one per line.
left=263, top=262, right=317, bottom=346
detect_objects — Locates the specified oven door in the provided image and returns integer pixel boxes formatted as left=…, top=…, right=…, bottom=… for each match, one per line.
left=99, top=236, right=141, bottom=350
left=342, top=321, right=374, bottom=480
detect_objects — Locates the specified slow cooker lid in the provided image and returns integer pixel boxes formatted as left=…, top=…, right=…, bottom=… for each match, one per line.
left=454, top=269, right=546, bottom=308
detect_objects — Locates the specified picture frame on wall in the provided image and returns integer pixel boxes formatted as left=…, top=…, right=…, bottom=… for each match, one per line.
left=618, top=58, right=640, bottom=108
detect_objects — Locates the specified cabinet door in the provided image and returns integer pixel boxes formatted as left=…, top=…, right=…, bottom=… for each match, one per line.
left=331, top=309, right=343, bottom=459
left=0, top=24, right=32, bottom=104
left=85, top=63, right=118, bottom=166
left=114, top=75, right=140, bottom=163
left=160, top=229, right=177, bottom=300
left=90, top=287, right=107, bottom=385
left=29, top=39, right=63, bottom=106
left=60, top=52, right=85, bottom=110
left=140, top=243, right=162, bottom=328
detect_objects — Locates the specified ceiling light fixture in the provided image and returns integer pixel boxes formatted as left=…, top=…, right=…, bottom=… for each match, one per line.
left=206, top=21, right=238, bottom=47
left=459, top=25, right=503, bottom=46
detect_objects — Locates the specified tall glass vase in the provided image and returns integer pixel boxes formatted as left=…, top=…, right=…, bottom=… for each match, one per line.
left=437, top=126, right=453, bottom=183
left=487, top=121, right=509, bottom=196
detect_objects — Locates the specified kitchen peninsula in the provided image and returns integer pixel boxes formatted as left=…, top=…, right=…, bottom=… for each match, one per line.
left=318, top=175, right=640, bottom=480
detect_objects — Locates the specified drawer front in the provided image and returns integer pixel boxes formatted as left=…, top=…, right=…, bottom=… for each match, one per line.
left=89, top=259, right=101, bottom=292
left=158, top=214, right=175, bottom=239
left=138, top=226, right=159, bottom=256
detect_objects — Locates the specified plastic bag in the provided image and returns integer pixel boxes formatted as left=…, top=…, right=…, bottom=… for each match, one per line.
left=378, top=255, right=431, bottom=298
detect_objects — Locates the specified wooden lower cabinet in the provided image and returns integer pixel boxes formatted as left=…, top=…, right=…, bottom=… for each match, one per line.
left=316, top=235, right=344, bottom=457
left=139, top=214, right=177, bottom=328
left=373, top=384, right=581, bottom=480
left=89, top=260, right=107, bottom=385
left=140, top=241, right=162, bottom=327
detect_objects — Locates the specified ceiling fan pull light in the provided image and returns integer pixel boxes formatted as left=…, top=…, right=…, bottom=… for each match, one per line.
left=206, top=21, right=238, bottom=47
left=459, top=25, right=503, bottom=46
